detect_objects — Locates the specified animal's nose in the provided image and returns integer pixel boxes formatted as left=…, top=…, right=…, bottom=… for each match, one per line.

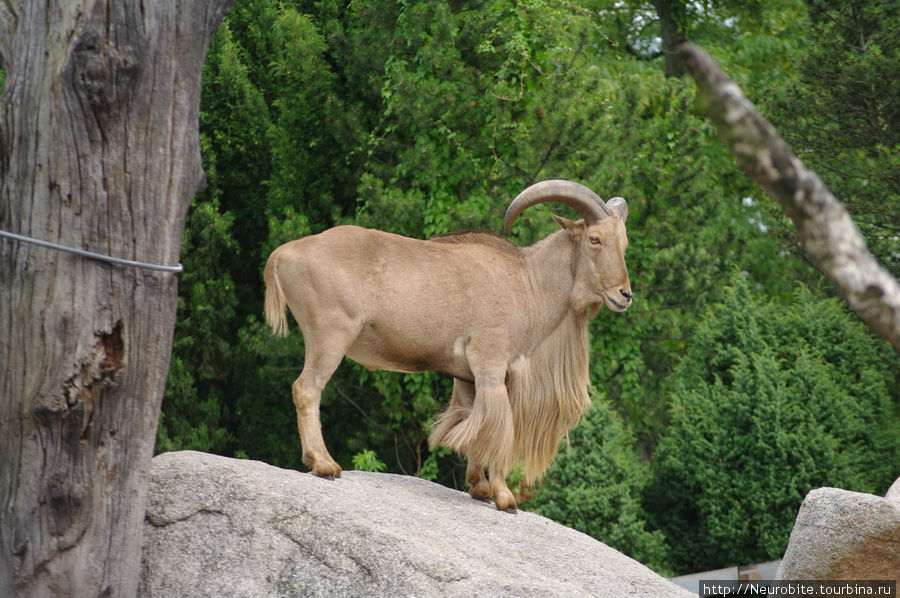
left=620, top=289, right=632, bottom=302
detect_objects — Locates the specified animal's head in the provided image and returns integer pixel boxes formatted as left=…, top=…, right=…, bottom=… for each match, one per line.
left=504, top=180, right=632, bottom=312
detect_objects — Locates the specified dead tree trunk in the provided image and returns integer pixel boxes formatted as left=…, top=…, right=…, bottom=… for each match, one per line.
left=0, top=2, right=233, bottom=596
left=678, top=42, right=900, bottom=350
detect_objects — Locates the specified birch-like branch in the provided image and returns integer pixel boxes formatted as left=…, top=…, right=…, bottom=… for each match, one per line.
left=678, top=42, right=900, bottom=350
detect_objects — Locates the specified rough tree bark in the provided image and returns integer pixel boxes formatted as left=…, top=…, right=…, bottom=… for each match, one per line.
left=678, top=42, right=900, bottom=350
left=0, top=2, right=233, bottom=596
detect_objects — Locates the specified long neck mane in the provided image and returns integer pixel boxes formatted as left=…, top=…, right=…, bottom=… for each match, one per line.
left=506, top=297, right=591, bottom=484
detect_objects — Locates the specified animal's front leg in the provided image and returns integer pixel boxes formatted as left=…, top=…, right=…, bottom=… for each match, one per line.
left=468, top=458, right=516, bottom=512
left=466, top=363, right=516, bottom=513
left=488, top=464, right=517, bottom=513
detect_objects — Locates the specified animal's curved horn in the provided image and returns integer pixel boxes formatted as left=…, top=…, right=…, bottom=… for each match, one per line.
left=504, top=179, right=611, bottom=234
left=606, top=196, right=628, bottom=223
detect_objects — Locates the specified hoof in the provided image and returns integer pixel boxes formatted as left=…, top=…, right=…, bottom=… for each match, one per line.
left=494, top=487, right=518, bottom=513
left=469, top=485, right=492, bottom=503
left=304, top=453, right=342, bottom=480
left=312, top=467, right=341, bottom=480
left=493, top=501, right=517, bottom=514
left=494, top=494, right=518, bottom=513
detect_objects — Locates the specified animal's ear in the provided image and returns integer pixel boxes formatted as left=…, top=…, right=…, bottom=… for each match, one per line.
left=606, top=197, right=628, bottom=223
left=551, top=214, right=582, bottom=237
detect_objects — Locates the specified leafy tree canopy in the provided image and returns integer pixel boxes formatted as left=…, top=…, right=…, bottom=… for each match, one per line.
left=646, top=272, right=899, bottom=573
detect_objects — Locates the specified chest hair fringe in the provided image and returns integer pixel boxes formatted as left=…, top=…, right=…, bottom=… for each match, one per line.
left=506, top=308, right=591, bottom=484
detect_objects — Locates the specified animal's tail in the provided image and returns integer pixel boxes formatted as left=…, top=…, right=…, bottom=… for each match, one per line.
left=264, top=251, right=290, bottom=337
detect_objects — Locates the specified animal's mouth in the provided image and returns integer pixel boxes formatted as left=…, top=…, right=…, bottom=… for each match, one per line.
left=605, top=294, right=631, bottom=312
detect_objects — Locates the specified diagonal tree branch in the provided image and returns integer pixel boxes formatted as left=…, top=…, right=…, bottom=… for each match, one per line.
left=678, top=42, right=900, bottom=350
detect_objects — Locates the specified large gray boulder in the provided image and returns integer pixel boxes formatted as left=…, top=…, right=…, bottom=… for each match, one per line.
left=776, top=478, right=900, bottom=580
left=140, top=451, right=691, bottom=597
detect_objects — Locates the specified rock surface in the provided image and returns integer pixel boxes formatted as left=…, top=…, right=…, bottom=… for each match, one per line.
left=140, top=451, right=691, bottom=597
left=776, top=479, right=900, bottom=580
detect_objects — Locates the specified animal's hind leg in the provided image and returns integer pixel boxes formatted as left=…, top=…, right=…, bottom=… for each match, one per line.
left=466, top=460, right=492, bottom=503
left=430, top=379, right=492, bottom=502
left=292, top=329, right=356, bottom=480
left=430, top=378, right=475, bottom=450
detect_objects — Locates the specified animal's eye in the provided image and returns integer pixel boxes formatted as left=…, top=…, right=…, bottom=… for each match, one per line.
left=589, top=237, right=602, bottom=246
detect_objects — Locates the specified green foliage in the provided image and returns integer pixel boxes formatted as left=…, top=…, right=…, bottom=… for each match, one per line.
left=230, top=317, right=305, bottom=470
left=528, top=397, right=673, bottom=575
left=351, top=449, right=388, bottom=473
left=646, top=272, right=900, bottom=574
left=158, top=197, right=237, bottom=454
left=263, top=7, right=356, bottom=229
left=350, top=0, right=606, bottom=237
left=197, top=18, right=273, bottom=298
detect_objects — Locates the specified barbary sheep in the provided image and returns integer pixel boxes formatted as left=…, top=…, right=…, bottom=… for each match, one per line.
left=264, top=179, right=631, bottom=512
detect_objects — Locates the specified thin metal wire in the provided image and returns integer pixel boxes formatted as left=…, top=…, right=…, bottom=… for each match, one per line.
left=0, top=229, right=184, bottom=273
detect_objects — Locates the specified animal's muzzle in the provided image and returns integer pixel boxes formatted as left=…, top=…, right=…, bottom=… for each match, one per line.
left=605, top=288, right=632, bottom=311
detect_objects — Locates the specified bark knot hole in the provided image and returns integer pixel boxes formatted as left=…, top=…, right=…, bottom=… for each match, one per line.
left=99, top=320, right=125, bottom=374
left=35, top=321, right=127, bottom=439
left=69, top=28, right=142, bottom=116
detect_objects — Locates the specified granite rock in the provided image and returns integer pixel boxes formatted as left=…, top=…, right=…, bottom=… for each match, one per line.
left=139, top=451, right=692, bottom=597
